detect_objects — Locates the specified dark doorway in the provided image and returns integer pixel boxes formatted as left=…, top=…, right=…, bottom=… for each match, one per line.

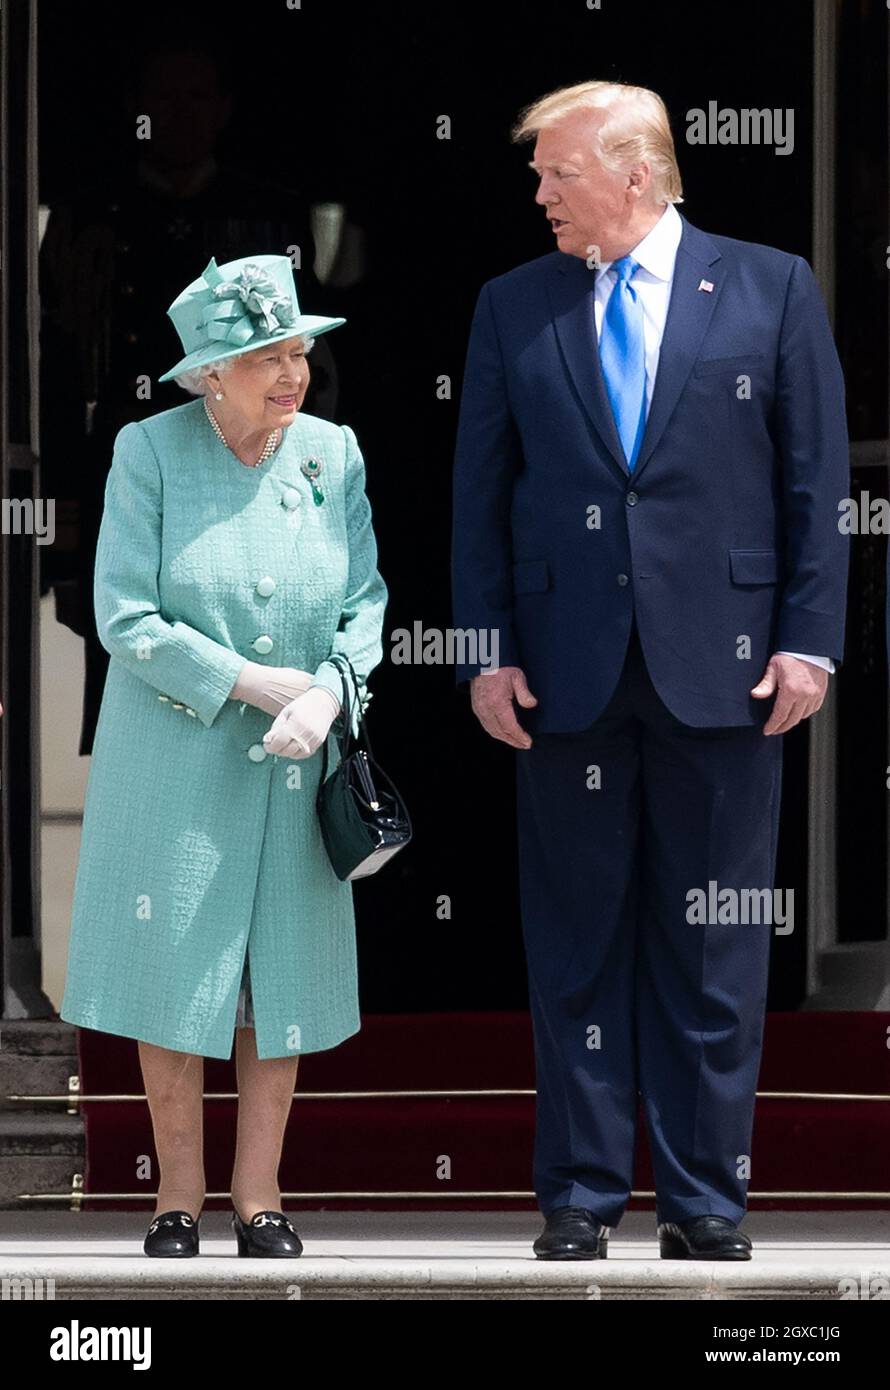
left=27, top=0, right=879, bottom=1021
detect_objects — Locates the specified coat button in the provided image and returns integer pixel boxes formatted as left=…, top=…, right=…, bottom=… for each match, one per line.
left=252, top=634, right=274, bottom=654
left=158, top=693, right=170, bottom=702
left=617, top=574, right=629, bottom=586
left=185, top=707, right=197, bottom=717
left=247, top=743, right=268, bottom=762
left=171, top=701, right=185, bottom=709
left=281, top=487, right=302, bottom=509
left=255, top=575, right=276, bottom=597
left=626, top=491, right=639, bottom=506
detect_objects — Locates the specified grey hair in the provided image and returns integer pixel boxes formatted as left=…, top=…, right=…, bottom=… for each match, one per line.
left=173, top=334, right=316, bottom=395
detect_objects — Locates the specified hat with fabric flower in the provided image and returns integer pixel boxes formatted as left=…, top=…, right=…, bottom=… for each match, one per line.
left=157, top=253, right=345, bottom=383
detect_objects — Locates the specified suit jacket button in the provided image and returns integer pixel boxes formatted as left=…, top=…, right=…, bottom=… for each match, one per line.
left=281, top=487, right=302, bottom=509
left=252, top=634, right=274, bottom=654
left=255, top=575, right=276, bottom=597
left=626, top=491, right=639, bottom=506
left=247, top=743, right=268, bottom=762
left=617, top=573, right=629, bottom=586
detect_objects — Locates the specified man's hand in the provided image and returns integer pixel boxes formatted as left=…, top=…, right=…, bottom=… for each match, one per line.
left=470, top=666, right=538, bottom=749
left=751, top=654, right=829, bottom=735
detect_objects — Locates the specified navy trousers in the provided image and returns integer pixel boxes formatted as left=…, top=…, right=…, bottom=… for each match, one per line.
left=515, top=617, right=783, bottom=1226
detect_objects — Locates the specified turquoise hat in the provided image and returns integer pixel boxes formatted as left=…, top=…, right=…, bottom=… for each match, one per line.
left=158, top=253, right=345, bottom=383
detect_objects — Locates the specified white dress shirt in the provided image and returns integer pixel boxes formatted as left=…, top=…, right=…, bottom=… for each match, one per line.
left=593, top=201, right=833, bottom=676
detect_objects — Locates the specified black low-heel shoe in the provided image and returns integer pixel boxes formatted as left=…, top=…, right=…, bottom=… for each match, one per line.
left=232, top=1209, right=303, bottom=1258
left=143, top=1210, right=200, bottom=1258
left=658, top=1216, right=752, bottom=1261
left=533, top=1206, right=609, bottom=1260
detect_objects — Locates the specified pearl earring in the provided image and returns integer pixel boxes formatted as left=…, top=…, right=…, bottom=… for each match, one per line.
left=214, top=391, right=223, bottom=401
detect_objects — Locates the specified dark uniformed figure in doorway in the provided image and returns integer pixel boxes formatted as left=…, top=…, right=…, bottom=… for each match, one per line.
left=39, top=39, right=340, bottom=754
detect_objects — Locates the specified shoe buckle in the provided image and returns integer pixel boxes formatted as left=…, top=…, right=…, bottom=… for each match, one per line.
left=148, top=1212, right=193, bottom=1234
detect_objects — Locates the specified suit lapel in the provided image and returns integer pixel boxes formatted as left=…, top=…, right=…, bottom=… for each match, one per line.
left=630, top=220, right=723, bottom=483
left=547, top=253, right=628, bottom=479
left=545, top=216, right=724, bottom=485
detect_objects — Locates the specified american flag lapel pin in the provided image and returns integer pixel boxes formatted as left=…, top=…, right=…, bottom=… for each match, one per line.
left=698, top=279, right=714, bottom=293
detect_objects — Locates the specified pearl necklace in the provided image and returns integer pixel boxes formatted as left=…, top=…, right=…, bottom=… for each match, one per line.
left=203, top=397, right=280, bottom=467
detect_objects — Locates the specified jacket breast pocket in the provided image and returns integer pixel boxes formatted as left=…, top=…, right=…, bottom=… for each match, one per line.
left=512, top=559, right=550, bottom=595
left=729, top=548, right=780, bottom=585
left=694, top=352, right=765, bottom=377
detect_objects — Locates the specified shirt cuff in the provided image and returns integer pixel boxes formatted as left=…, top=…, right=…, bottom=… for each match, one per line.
left=776, top=651, right=835, bottom=675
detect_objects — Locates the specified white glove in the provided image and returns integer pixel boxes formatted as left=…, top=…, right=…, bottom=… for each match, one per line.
left=229, top=660, right=315, bottom=716
left=262, top=686, right=341, bottom=759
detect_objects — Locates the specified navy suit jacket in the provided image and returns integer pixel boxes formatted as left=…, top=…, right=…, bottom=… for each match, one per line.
left=452, top=214, right=850, bottom=729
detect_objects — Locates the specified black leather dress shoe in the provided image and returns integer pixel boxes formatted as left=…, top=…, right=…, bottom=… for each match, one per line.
left=232, top=1209, right=303, bottom=1257
left=658, top=1215, right=752, bottom=1260
left=143, top=1209, right=200, bottom=1258
left=533, top=1206, right=609, bottom=1260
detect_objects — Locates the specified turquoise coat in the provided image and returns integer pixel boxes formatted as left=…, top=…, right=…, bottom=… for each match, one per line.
left=60, top=398, right=387, bottom=1060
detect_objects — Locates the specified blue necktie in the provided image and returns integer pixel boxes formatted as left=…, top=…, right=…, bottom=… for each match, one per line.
left=599, top=255, right=646, bottom=471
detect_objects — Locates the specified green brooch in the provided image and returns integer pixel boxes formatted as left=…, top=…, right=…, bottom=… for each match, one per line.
left=300, top=456, right=324, bottom=506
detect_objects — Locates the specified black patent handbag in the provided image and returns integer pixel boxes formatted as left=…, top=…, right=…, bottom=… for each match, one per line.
left=315, top=654, right=412, bottom=880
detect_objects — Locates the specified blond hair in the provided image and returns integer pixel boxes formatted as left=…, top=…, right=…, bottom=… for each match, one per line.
left=511, top=80, right=683, bottom=206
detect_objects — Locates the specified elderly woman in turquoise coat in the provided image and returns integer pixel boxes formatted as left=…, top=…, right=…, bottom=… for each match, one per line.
left=59, top=254, right=387, bottom=1259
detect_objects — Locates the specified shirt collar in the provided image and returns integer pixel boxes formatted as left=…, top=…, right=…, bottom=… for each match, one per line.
left=597, top=202, right=683, bottom=281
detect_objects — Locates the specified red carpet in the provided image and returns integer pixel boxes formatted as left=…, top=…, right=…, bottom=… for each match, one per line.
left=75, top=1012, right=890, bottom=1211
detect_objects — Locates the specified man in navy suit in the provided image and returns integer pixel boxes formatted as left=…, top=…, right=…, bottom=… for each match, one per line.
left=452, top=81, right=849, bottom=1260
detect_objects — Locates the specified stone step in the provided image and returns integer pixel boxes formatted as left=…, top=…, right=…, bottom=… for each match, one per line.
left=0, top=1111, right=84, bottom=1155
left=4, top=1257, right=885, bottom=1299
left=812, top=943, right=890, bottom=1008
left=0, top=1061, right=83, bottom=1206
left=0, top=1156, right=80, bottom=1212
left=0, top=1054, right=78, bottom=1106
left=0, top=1019, right=79, bottom=1115
left=1, top=1211, right=888, bottom=1301
left=0, top=1020, right=78, bottom=1055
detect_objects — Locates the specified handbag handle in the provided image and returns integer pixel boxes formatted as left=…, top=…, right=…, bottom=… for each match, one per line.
left=319, top=654, right=374, bottom=783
